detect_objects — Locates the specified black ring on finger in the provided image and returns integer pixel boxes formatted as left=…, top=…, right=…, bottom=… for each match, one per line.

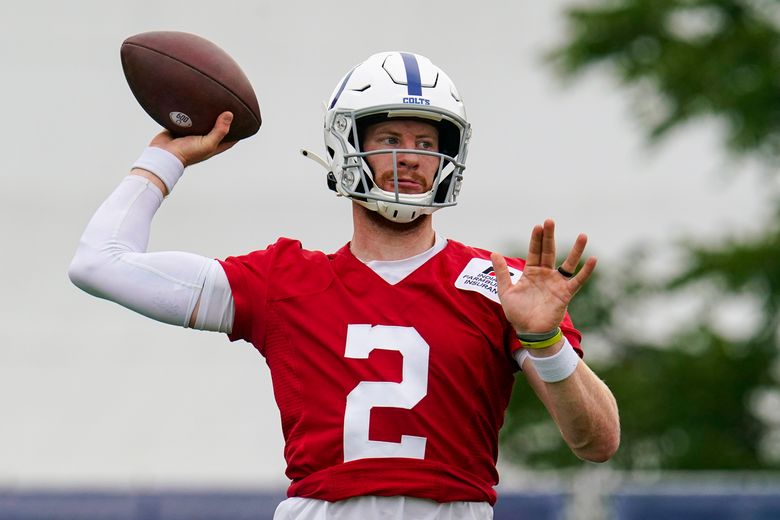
left=557, top=266, right=574, bottom=279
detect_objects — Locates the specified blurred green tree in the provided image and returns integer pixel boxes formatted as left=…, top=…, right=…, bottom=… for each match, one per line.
left=501, top=0, right=780, bottom=470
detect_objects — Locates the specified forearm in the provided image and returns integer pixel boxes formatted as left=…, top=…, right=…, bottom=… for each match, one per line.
left=131, top=167, right=169, bottom=196
left=68, top=149, right=233, bottom=332
left=522, top=347, right=620, bottom=462
left=68, top=175, right=207, bottom=325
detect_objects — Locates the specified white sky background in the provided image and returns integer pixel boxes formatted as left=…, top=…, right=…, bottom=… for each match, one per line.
left=0, top=0, right=773, bottom=490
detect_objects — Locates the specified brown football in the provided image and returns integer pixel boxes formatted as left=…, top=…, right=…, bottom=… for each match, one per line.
left=120, top=31, right=261, bottom=141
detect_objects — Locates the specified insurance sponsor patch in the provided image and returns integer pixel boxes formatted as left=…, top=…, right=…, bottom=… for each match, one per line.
left=454, top=258, right=523, bottom=304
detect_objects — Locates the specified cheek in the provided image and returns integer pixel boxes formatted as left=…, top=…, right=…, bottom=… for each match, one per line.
left=421, top=156, right=440, bottom=177
left=365, top=153, right=390, bottom=173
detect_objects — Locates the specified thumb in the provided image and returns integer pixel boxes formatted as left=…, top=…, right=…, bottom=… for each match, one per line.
left=490, top=252, right=513, bottom=296
left=205, top=111, right=233, bottom=146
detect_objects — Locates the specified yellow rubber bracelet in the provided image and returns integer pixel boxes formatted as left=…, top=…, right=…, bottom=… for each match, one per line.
left=518, top=328, right=563, bottom=349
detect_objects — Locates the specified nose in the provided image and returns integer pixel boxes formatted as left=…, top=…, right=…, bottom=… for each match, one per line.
left=396, top=151, right=419, bottom=170
left=396, top=138, right=420, bottom=169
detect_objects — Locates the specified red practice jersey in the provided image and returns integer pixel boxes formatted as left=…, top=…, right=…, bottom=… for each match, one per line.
left=219, top=238, right=581, bottom=505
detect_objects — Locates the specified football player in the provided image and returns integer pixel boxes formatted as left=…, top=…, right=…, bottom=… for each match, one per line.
left=69, top=52, right=619, bottom=519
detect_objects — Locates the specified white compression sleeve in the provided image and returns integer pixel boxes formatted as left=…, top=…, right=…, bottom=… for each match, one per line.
left=68, top=175, right=234, bottom=332
left=194, top=259, right=235, bottom=332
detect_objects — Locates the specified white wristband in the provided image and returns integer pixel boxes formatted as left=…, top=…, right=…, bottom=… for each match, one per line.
left=529, top=338, right=580, bottom=383
left=132, top=146, right=185, bottom=194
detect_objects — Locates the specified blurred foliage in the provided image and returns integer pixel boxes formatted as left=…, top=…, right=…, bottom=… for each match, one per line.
left=549, top=0, right=780, bottom=159
left=501, top=0, right=780, bottom=470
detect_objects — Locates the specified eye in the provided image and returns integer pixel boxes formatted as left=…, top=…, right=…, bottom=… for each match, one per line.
left=417, top=140, right=437, bottom=150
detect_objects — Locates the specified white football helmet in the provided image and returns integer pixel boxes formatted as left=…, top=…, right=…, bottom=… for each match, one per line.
left=318, top=51, right=471, bottom=223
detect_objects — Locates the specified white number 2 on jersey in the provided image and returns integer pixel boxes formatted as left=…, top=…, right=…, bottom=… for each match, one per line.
left=343, top=324, right=430, bottom=462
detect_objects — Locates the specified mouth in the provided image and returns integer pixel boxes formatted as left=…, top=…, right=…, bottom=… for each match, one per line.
left=379, top=174, right=426, bottom=194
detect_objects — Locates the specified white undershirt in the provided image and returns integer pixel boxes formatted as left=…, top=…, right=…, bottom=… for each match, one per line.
left=360, top=233, right=448, bottom=284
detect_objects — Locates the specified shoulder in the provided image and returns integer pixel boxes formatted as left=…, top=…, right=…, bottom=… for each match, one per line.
left=443, top=239, right=526, bottom=270
left=222, top=237, right=327, bottom=266
left=219, top=237, right=336, bottom=298
left=442, top=240, right=525, bottom=303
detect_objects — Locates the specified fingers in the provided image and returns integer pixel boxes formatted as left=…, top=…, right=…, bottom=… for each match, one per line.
left=527, top=219, right=556, bottom=267
left=526, top=224, right=543, bottom=266
left=567, top=255, right=598, bottom=294
left=556, top=232, right=597, bottom=292
left=526, top=221, right=596, bottom=292
left=558, top=233, right=588, bottom=275
left=147, top=111, right=232, bottom=152
left=490, top=252, right=513, bottom=295
left=151, top=112, right=235, bottom=167
left=540, top=219, right=556, bottom=268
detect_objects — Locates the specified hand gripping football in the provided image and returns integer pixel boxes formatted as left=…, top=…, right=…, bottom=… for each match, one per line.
left=120, top=31, right=261, bottom=141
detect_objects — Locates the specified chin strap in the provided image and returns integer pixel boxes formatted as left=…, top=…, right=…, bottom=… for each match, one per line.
left=300, top=148, right=330, bottom=171
left=301, top=148, right=340, bottom=194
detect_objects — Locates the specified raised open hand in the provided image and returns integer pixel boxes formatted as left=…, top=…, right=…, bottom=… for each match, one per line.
left=490, top=219, right=597, bottom=335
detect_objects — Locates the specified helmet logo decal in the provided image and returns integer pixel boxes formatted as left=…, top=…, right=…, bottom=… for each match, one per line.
left=329, top=68, right=356, bottom=110
left=400, top=52, right=423, bottom=96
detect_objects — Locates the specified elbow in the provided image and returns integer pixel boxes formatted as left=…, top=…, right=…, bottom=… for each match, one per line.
left=577, top=439, right=620, bottom=463
left=573, top=383, right=621, bottom=463
left=68, top=250, right=92, bottom=293
left=572, top=428, right=621, bottom=463
left=68, top=244, right=105, bottom=296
